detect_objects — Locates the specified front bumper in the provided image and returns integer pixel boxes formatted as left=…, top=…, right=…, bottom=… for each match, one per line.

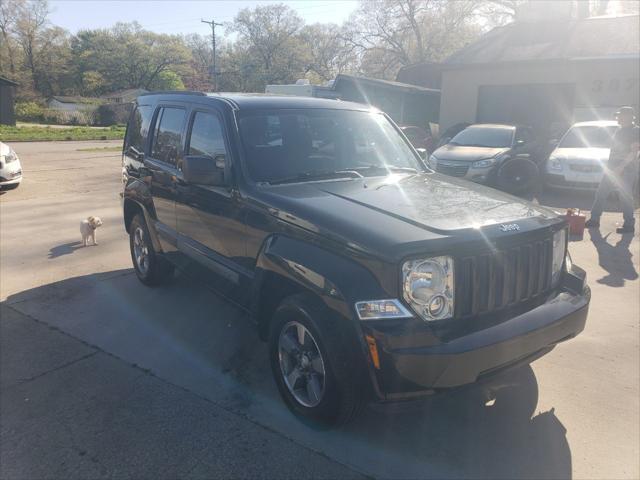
left=0, top=172, right=22, bottom=186
left=364, top=266, right=590, bottom=401
left=545, top=173, right=600, bottom=190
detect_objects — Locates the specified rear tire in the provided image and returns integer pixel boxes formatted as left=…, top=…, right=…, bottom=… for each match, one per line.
left=129, top=214, right=174, bottom=286
left=268, top=294, right=365, bottom=427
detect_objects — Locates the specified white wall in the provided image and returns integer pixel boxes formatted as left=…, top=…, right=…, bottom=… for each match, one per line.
left=439, top=57, right=640, bottom=131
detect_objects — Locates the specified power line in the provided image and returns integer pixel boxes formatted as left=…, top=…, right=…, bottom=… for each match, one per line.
left=201, top=19, right=224, bottom=91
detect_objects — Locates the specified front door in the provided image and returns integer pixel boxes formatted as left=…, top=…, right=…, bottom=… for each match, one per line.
left=175, top=109, right=250, bottom=305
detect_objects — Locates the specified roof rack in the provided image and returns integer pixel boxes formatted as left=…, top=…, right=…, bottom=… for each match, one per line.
left=138, top=90, right=206, bottom=97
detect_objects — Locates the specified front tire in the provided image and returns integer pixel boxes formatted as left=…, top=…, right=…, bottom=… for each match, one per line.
left=268, top=294, right=365, bottom=426
left=129, top=214, right=174, bottom=286
left=496, top=159, right=539, bottom=195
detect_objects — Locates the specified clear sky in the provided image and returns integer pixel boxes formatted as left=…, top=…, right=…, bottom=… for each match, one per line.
left=48, top=0, right=359, bottom=37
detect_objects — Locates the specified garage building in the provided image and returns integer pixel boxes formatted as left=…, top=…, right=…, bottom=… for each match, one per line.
left=433, top=14, right=639, bottom=138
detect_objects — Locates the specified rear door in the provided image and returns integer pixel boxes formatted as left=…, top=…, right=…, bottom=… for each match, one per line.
left=145, top=105, right=187, bottom=239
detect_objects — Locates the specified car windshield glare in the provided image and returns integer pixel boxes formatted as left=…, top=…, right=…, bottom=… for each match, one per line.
left=238, top=109, right=422, bottom=184
left=450, top=127, right=513, bottom=148
left=559, top=126, right=616, bottom=149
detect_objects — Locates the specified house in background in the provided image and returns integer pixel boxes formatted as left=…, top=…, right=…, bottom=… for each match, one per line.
left=0, top=76, right=19, bottom=125
left=47, top=96, right=103, bottom=112
left=101, top=88, right=147, bottom=104
left=331, top=74, right=440, bottom=128
left=399, top=9, right=639, bottom=139
left=266, top=75, right=440, bottom=130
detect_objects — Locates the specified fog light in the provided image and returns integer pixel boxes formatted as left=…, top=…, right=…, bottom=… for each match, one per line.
left=428, top=294, right=446, bottom=317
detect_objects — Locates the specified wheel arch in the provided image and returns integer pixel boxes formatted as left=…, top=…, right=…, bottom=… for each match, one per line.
left=251, top=235, right=387, bottom=341
left=123, top=197, right=163, bottom=253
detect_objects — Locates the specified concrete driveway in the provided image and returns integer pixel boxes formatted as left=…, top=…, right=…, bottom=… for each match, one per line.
left=1, top=141, right=638, bottom=479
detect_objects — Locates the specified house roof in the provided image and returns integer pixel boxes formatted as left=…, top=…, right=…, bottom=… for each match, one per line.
left=333, top=74, right=441, bottom=95
left=445, top=14, right=639, bottom=67
left=0, top=76, right=19, bottom=86
left=102, top=88, right=148, bottom=99
left=49, top=95, right=103, bottom=104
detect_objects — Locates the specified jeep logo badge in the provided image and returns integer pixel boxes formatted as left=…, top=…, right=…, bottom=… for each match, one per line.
left=499, top=223, right=520, bottom=232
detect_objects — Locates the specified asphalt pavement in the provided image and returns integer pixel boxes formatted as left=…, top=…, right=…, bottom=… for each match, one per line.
left=0, top=140, right=638, bottom=479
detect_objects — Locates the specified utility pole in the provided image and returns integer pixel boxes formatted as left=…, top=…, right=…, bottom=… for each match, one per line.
left=201, top=19, right=223, bottom=91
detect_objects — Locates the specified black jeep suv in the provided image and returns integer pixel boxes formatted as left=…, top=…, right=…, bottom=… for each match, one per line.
left=121, top=92, right=590, bottom=425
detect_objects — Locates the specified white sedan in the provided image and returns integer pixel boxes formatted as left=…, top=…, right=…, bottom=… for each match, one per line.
left=545, top=120, right=617, bottom=189
left=0, top=142, right=22, bottom=190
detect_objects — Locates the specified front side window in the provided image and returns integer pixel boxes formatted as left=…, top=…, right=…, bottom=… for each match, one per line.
left=239, top=109, right=422, bottom=183
left=151, top=107, right=186, bottom=165
left=188, top=111, right=226, bottom=158
left=450, top=127, right=514, bottom=148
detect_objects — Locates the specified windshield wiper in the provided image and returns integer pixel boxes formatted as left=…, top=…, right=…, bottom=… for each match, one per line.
left=268, top=170, right=363, bottom=185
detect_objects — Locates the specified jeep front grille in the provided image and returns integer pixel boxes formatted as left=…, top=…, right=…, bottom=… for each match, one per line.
left=456, top=238, right=553, bottom=317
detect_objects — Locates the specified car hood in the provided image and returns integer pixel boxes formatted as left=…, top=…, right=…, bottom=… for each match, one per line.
left=432, top=145, right=510, bottom=162
left=252, top=173, right=559, bottom=259
left=550, top=147, right=609, bottom=162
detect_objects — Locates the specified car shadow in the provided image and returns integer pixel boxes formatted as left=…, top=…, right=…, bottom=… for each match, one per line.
left=3, top=270, right=572, bottom=479
left=589, top=230, right=638, bottom=287
left=48, top=241, right=83, bottom=259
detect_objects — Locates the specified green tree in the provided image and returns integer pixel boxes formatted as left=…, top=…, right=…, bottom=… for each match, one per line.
left=148, top=70, right=185, bottom=91
left=71, top=22, right=190, bottom=92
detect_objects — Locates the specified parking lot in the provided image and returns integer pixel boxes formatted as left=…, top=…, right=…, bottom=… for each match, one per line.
left=1, top=140, right=638, bottom=479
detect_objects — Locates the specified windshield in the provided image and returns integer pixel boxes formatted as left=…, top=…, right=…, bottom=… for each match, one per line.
left=450, top=127, right=514, bottom=148
left=559, top=126, right=616, bottom=149
left=238, top=109, right=422, bottom=184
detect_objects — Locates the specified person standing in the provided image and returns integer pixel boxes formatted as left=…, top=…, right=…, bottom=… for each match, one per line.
left=585, top=107, right=640, bottom=234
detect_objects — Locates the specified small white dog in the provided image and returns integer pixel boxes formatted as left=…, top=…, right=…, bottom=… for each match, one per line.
left=80, top=216, right=103, bottom=246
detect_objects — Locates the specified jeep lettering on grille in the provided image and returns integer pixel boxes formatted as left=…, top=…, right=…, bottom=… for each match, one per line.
left=499, top=223, right=520, bottom=232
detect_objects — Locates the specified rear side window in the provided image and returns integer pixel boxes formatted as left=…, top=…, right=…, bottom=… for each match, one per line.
left=125, top=105, right=153, bottom=155
left=151, top=107, right=186, bottom=165
left=187, top=112, right=226, bottom=158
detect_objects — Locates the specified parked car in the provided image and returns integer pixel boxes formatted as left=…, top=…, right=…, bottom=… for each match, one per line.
left=400, top=125, right=434, bottom=153
left=545, top=121, right=618, bottom=190
left=429, top=124, right=542, bottom=194
left=122, top=93, right=589, bottom=426
left=0, top=142, right=22, bottom=190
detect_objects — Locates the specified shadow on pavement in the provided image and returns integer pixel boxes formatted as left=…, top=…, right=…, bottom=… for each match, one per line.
left=589, top=230, right=638, bottom=287
left=48, top=241, right=84, bottom=258
left=4, top=270, right=573, bottom=479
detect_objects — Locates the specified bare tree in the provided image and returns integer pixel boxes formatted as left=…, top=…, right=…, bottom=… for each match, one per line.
left=344, top=0, right=484, bottom=79
left=0, top=0, right=23, bottom=74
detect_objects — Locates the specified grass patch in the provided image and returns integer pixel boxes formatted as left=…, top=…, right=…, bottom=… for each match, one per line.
left=76, top=146, right=123, bottom=152
left=0, top=124, right=126, bottom=142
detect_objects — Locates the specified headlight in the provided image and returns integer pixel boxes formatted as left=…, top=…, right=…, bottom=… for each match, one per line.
left=472, top=158, right=495, bottom=168
left=402, top=256, right=454, bottom=321
left=552, top=229, right=567, bottom=284
left=4, top=148, right=18, bottom=164
left=428, top=155, right=437, bottom=168
left=548, top=157, right=562, bottom=171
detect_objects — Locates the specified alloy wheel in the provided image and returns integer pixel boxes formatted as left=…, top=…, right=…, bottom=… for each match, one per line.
left=133, top=226, right=150, bottom=275
left=278, top=321, right=326, bottom=408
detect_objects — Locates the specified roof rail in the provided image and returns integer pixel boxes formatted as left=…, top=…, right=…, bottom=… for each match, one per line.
left=138, top=90, right=206, bottom=97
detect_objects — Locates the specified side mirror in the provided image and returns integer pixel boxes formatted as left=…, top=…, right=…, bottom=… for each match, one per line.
left=415, top=148, right=428, bottom=160
left=181, top=154, right=225, bottom=186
